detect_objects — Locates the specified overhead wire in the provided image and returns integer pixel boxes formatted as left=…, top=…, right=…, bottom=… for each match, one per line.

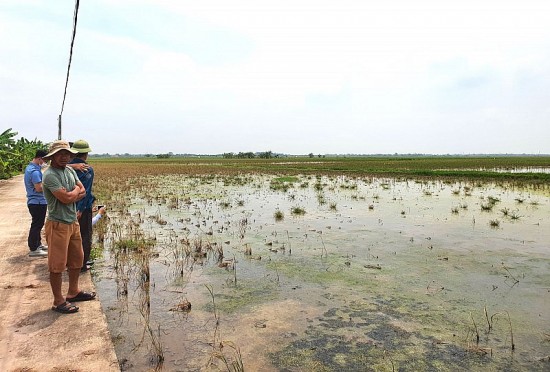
left=58, top=0, right=80, bottom=140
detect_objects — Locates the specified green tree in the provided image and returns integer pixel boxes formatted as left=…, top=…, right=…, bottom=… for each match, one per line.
left=258, top=151, right=273, bottom=159
left=0, top=128, right=46, bottom=179
left=237, top=152, right=255, bottom=159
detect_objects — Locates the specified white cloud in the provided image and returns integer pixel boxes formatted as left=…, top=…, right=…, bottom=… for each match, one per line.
left=2, top=0, right=550, bottom=154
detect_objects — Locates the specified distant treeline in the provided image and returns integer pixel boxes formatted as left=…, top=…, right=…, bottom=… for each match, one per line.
left=90, top=152, right=550, bottom=159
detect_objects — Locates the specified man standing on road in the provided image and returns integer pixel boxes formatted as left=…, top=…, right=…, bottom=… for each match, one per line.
left=42, top=140, right=96, bottom=314
left=24, top=149, right=49, bottom=257
left=69, top=139, right=96, bottom=272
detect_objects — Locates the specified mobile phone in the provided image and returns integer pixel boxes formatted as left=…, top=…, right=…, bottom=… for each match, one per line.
left=96, top=205, right=105, bottom=209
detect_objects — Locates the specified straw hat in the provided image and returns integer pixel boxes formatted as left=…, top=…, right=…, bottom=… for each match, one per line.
left=42, top=140, right=78, bottom=160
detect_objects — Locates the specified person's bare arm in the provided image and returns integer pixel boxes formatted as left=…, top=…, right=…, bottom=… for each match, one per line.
left=68, top=163, right=90, bottom=172
left=34, top=182, right=43, bottom=193
left=75, top=181, right=86, bottom=201
left=51, top=182, right=86, bottom=204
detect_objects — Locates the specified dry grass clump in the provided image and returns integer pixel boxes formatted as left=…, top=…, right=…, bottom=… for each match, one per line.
left=291, top=206, right=306, bottom=216
left=274, top=210, right=284, bottom=221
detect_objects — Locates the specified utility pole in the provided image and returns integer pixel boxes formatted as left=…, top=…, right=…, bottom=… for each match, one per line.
left=58, top=115, right=62, bottom=140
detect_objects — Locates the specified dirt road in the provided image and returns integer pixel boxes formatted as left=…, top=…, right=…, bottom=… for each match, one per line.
left=0, top=175, right=119, bottom=371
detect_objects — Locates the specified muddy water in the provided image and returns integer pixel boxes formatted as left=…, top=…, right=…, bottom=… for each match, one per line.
left=93, top=175, right=550, bottom=371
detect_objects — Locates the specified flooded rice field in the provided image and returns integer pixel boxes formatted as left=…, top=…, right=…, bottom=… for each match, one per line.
left=92, top=175, right=550, bottom=371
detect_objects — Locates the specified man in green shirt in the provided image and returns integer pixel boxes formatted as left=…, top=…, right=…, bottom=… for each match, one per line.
left=42, top=140, right=96, bottom=314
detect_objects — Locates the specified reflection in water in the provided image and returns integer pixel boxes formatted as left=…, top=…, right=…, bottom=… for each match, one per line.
left=108, top=221, right=164, bottom=370
left=135, top=244, right=164, bottom=369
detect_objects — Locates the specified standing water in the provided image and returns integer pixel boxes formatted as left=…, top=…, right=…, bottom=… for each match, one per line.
left=92, top=174, right=550, bottom=371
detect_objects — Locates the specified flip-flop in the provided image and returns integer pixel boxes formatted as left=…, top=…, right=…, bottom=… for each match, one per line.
left=52, top=301, right=79, bottom=314
left=66, top=291, right=96, bottom=302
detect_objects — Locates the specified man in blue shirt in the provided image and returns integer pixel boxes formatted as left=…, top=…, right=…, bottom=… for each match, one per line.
left=69, top=140, right=96, bottom=272
left=24, top=149, right=49, bottom=257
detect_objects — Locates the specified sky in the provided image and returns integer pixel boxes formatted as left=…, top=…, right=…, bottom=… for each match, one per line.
left=1, top=0, right=550, bottom=155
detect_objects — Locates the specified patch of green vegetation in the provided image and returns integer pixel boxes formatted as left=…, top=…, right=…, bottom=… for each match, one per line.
left=273, top=176, right=300, bottom=183
left=203, top=280, right=279, bottom=314
left=317, top=193, right=326, bottom=205
left=265, top=256, right=370, bottom=288
left=90, top=245, right=104, bottom=261
left=113, top=238, right=154, bottom=251
left=270, top=182, right=289, bottom=192
left=481, top=202, right=494, bottom=211
left=274, top=209, right=284, bottom=221
left=219, top=201, right=231, bottom=208
left=270, top=176, right=300, bottom=192
left=271, top=342, right=330, bottom=372
left=339, top=183, right=358, bottom=190
left=270, top=299, right=503, bottom=371
left=291, top=206, right=306, bottom=216
left=222, top=175, right=254, bottom=186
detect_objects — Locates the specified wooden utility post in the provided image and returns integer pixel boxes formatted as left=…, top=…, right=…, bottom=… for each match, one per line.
left=58, top=115, right=62, bottom=140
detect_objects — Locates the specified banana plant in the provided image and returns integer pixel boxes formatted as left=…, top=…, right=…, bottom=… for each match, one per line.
left=0, top=128, right=46, bottom=179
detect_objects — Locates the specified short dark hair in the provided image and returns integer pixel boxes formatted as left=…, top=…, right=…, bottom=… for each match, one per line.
left=35, top=149, right=48, bottom=158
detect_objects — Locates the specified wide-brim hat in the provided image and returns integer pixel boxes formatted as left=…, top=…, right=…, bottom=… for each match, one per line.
left=43, top=140, right=78, bottom=160
left=71, top=139, right=92, bottom=153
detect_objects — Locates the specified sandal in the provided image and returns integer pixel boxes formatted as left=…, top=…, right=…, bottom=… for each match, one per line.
left=52, top=301, right=79, bottom=314
left=66, top=291, right=96, bottom=302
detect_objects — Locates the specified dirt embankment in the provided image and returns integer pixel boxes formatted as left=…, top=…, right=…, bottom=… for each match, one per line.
left=0, top=175, right=119, bottom=371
